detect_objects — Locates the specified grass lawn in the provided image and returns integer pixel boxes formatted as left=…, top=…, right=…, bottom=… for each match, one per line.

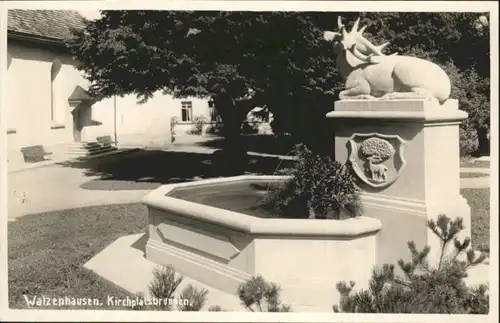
left=8, top=203, right=147, bottom=310
left=81, top=179, right=163, bottom=191
left=8, top=188, right=489, bottom=310
left=460, top=159, right=490, bottom=169
left=460, top=172, right=489, bottom=178
left=461, top=188, right=490, bottom=253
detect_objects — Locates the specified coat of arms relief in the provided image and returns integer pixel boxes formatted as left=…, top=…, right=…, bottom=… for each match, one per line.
left=348, top=133, right=407, bottom=189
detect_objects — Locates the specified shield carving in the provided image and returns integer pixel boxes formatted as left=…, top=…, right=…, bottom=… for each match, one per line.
left=347, top=133, right=407, bottom=189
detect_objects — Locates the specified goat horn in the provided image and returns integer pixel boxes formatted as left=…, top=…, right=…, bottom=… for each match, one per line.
left=355, top=36, right=388, bottom=56
left=352, top=18, right=360, bottom=33
left=324, top=31, right=341, bottom=41
left=337, top=16, right=343, bottom=29
left=358, top=25, right=367, bottom=35
left=341, top=26, right=347, bottom=39
left=376, top=42, right=390, bottom=53
left=350, top=44, right=373, bottom=62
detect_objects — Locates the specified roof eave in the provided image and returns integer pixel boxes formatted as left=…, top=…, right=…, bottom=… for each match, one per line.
left=7, top=30, right=69, bottom=50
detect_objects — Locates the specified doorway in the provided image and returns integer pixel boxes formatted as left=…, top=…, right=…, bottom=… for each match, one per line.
left=72, top=109, right=82, bottom=142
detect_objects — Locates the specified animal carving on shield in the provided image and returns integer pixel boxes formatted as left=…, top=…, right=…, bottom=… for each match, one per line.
left=348, top=133, right=407, bottom=189
left=323, top=17, right=452, bottom=105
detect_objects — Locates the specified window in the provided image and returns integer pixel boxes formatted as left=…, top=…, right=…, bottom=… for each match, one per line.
left=50, top=58, right=63, bottom=123
left=6, top=52, right=15, bottom=132
left=181, top=101, right=193, bottom=122
left=7, top=53, right=12, bottom=70
left=208, top=100, right=218, bottom=122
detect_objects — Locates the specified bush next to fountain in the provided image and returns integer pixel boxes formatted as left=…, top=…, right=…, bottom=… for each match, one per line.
left=263, top=143, right=363, bottom=220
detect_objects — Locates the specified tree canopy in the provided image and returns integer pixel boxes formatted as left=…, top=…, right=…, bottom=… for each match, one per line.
left=68, top=11, right=343, bottom=104
left=68, top=11, right=490, bottom=155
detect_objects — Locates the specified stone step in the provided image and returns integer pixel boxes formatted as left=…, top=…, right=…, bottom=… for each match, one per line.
left=67, top=145, right=110, bottom=152
left=69, top=141, right=104, bottom=147
left=82, top=143, right=103, bottom=149
left=65, top=144, right=117, bottom=157
left=72, top=148, right=136, bottom=160
left=66, top=140, right=116, bottom=153
left=66, top=148, right=117, bottom=156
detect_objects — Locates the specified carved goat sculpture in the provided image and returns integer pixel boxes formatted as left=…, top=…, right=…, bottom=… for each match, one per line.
left=366, top=157, right=388, bottom=182
left=324, top=17, right=451, bottom=104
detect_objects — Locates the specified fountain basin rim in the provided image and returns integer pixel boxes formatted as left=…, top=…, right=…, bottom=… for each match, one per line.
left=142, top=175, right=382, bottom=238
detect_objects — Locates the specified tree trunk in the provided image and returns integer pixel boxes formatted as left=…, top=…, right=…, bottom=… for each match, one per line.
left=477, top=124, right=490, bottom=156
left=213, top=95, right=253, bottom=175
left=291, top=102, right=333, bottom=157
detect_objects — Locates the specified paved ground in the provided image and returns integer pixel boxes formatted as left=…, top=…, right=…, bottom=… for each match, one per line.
left=8, top=165, right=147, bottom=220
left=6, top=150, right=492, bottom=302
left=84, top=233, right=247, bottom=312
left=7, top=150, right=491, bottom=220
left=459, top=167, right=491, bottom=189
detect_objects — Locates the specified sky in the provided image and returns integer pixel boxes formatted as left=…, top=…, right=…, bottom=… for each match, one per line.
left=77, top=10, right=102, bottom=20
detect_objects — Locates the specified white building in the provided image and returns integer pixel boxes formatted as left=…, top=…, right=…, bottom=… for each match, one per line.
left=5, top=9, right=216, bottom=164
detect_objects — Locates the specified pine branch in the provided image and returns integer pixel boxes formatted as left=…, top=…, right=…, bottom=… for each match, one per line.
left=393, top=277, right=413, bottom=289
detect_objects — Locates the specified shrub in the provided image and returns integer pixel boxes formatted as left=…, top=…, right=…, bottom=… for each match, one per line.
left=263, top=143, right=362, bottom=219
left=441, top=61, right=489, bottom=156
left=170, top=116, right=179, bottom=143
left=137, top=265, right=292, bottom=312
left=148, top=265, right=183, bottom=310
left=237, top=276, right=292, bottom=312
left=333, top=214, right=489, bottom=314
left=205, top=122, right=223, bottom=135
left=132, top=265, right=211, bottom=311
left=188, top=116, right=207, bottom=135
left=460, top=124, right=480, bottom=157
left=177, top=284, right=208, bottom=311
left=130, top=292, right=149, bottom=311
left=241, top=121, right=260, bottom=135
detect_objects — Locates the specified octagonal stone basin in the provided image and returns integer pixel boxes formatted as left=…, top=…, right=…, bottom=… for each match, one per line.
left=142, top=175, right=382, bottom=312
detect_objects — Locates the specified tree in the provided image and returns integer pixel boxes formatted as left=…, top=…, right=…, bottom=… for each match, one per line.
left=68, top=11, right=490, bottom=158
left=360, top=138, right=395, bottom=164
left=68, top=11, right=344, bottom=160
left=68, top=11, right=259, bottom=172
left=352, top=13, right=490, bottom=155
left=353, top=12, right=490, bottom=77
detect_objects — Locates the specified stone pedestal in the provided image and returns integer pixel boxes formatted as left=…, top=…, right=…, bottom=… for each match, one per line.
left=326, top=99, right=471, bottom=266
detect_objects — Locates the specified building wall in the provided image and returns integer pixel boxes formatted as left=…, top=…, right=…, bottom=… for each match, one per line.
left=6, top=41, right=212, bottom=151
left=6, top=42, right=82, bottom=150
left=84, top=94, right=212, bottom=148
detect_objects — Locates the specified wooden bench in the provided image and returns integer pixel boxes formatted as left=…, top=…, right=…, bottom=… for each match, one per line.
left=20, top=145, right=53, bottom=163
left=96, top=135, right=114, bottom=147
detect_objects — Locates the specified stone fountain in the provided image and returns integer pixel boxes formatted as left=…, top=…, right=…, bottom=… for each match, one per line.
left=141, top=17, right=471, bottom=311
left=324, top=16, right=471, bottom=265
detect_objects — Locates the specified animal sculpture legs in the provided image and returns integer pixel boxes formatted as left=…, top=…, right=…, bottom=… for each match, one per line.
left=380, top=89, right=437, bottom=102
left=339, top=79, right=375, bottom=100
